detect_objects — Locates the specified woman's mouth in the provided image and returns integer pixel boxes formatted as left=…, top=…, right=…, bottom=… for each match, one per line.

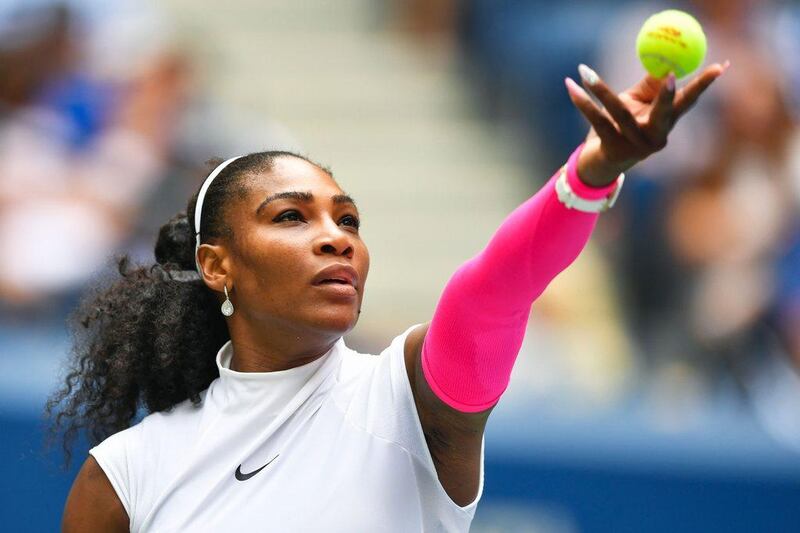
left=311, top=264, right=359, bottom=298
left=314, top=279, right=357, bottom=298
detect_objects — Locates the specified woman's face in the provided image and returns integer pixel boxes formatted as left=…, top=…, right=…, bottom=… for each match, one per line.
left=222, top=156, right=369, bottom=337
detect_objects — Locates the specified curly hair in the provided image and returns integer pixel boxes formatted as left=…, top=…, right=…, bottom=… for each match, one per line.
left=45, top=150, right=328, bottom=466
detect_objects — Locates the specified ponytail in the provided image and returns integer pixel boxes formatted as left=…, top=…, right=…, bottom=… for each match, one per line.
left=45, top=212, right=229, bottom=465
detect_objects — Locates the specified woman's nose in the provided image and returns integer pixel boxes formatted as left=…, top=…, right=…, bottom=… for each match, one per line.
left=314, top=220, right=354, bottom=258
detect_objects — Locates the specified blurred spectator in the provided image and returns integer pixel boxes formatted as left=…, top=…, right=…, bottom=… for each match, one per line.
left=0, top=0, right=299, bottom=319
left=393, top=0, right=458, bottom=43
left=0, top=1, right=189, bottom=315
left=595, top=0, right=800, bottom=444
left=457, top=0, right=634, bottom=173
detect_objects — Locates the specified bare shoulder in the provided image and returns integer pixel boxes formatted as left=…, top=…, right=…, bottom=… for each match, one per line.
left=403, top=322, right=489, bottom=506
left=63, top=456, right=129, bottom=533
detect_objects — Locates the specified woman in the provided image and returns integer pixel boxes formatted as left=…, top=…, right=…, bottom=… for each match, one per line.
left=52, top=62, right=726, bottom=531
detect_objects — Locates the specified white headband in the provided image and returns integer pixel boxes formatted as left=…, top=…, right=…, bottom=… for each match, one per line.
left=194, top=156, right=243, bottom=274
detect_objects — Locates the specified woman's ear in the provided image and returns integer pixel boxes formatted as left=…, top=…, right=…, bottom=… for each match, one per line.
left=197, top=243, right=231, bottom=293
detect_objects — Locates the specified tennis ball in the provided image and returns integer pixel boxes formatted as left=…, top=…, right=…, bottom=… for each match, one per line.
left=636, top=9, right=707, bottom=79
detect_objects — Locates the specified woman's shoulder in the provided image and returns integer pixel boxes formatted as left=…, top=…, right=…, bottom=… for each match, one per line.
left=332, top=323, right=424, bottom=418
left=337, top=323, right=421, bottom=383
left=337, top=345, right=380, bottom=382
left=87, top=390, right=211, bottom=526
left=141, top=391, right=208, bottom=427
left=92, top=389, right=209, bottom=458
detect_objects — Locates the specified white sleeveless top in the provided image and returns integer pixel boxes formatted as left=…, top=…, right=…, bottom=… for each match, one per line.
left=89, top=324, right=483, bottom=532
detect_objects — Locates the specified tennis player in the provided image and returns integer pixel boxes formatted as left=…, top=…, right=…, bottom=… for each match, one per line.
left=53, top=62, right=726, bottom=531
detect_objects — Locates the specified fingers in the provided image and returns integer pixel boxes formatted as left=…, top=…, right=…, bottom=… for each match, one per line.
left=674, top=61, right=729, bottom=118
left=628, top=73, right=667, bottom=103
left=578, top=64, right=650, bottom=149
left=564, top=77, right=620, bottom=142
left=646, top=72, right=675, bottom=140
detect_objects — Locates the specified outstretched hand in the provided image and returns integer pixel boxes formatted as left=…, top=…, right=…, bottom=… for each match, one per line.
left=565, top=61, right=729, bottom=186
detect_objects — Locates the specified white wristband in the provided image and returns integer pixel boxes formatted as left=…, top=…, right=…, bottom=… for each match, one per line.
left=555, top=165, right=625, bottom=213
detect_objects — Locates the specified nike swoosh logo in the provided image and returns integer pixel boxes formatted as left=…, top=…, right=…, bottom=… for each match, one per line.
left=234, top=454, right=279, bottom=481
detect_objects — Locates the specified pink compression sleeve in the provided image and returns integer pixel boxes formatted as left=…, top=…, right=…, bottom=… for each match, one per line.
left=421, top=143, right=621, bottom=412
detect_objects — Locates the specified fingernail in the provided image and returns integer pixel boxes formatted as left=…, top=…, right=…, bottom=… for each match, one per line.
left=578, top=64, right=600, bottom=86
left=565, top=77, right=583, bottom=96
left=666, top=73, right=675, bottom=92
left=722, top=59, right=731, bottom=73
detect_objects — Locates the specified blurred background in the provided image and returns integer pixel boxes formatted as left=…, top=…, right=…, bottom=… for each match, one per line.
left=1, top=0, right=799, bottom=531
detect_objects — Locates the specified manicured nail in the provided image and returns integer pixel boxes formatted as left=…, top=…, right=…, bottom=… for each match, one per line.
left=666, top=73, right=675, bottom=92
left=721, top=60, right=731, bottom=73
left=565, top=77, right=585, bottom=97
left=578, top=64, right=600, bottom=86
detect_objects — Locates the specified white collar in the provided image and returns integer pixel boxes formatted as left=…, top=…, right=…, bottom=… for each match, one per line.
left=210, top=338, right=344, bottom=413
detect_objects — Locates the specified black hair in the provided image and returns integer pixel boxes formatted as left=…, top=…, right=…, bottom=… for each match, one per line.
left=45, top=150, right=328, bottom=466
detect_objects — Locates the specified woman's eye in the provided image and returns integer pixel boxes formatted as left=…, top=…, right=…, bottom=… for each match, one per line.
left=341, top=215, right=361, bottom=229
left=274, top=210, right=359, bottom=229
left=275, top=210, right=303, bottom=222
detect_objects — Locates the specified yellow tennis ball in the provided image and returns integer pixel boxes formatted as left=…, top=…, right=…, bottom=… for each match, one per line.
left=636, top=9, right=707, bottom=79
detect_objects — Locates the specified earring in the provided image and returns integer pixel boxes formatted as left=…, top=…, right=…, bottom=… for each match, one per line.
left=221, top=284, right=234, bottom=316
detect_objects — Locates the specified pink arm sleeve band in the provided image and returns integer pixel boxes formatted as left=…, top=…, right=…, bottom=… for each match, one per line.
left=420, top=143, right=620, bottom=412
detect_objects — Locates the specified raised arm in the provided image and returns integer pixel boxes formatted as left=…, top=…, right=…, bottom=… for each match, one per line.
left=403, top=62, right=729, bottom=506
